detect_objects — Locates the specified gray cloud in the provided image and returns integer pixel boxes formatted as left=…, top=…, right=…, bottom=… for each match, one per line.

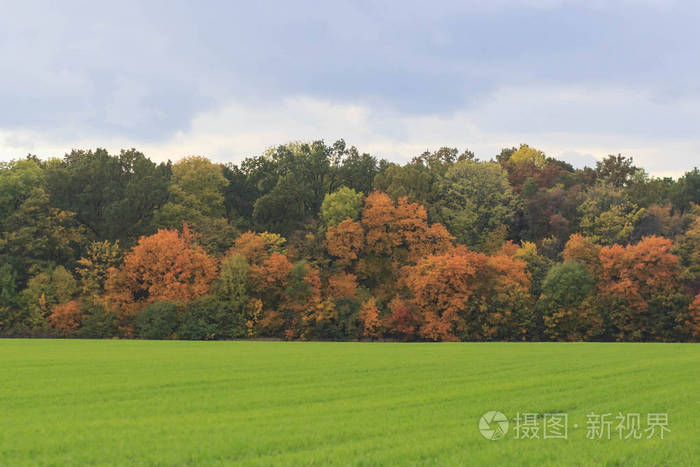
left=0, top=1, right=699, bottom=173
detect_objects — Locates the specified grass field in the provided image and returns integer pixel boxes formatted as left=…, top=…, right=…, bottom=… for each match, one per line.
left=0, top=340, right=698, bottom=465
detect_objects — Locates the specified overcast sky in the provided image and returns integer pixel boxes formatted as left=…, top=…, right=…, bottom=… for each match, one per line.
left=1, top=0, right=699, bottom=176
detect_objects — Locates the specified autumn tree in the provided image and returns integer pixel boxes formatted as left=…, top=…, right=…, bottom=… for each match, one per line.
left=599, top=236, right=689, bottom=341
left=562, top=234, right=602, bottom=277
left=16, top=266, right=77, bottom=331
left=76, top=240, right=121, bottom=296
left=326, top=219, right=365, bottom=267
left=327, top=191, right=453, bottom=301
left=509, top=144, right=546, bottom=168
left=403, top=246, right=532, bottom=341
left=48, top=300, right=83, bottom=335
left=106, top=227, right=217, bottom=334
left=359, top=298, right=382, bottom=339
left=223, top=231, right=293, bottom=337
left=284, top=261, right=325, bottom=339
left=687, top=294, right=700, bottom=340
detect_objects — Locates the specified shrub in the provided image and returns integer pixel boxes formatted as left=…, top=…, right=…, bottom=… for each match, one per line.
left=179, top=295, right=247, bottom=340
left=78, top=299, right=117, bottom=339
left=134, top=301, right=179, bottom=340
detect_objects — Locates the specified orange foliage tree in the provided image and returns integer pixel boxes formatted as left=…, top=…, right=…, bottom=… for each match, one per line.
left=326, top=219, right=365, bottom=266
left=326, top=272, right=358, bottom=300
left=326, top=191, right=453, bottom=301
left=598, top=236, right=687, bottom=341
left=48, top=299, right=82, bottom=335
left=223, top=231, right=293, bottom=337
left=562, top=233, right=602, bottom=277
left=105, top=226, right=217, bottom=335
left=359, top=298, right=382, bottom=339
left=403, top=246, right=532, bottom=341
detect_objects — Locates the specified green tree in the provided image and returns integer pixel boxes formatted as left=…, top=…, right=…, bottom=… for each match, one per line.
left=45, top=148, right=171, bottom=243
left=134, top=301, right=179, bottom=340
left=320, top=187, right=364, bottom=228
left=0, top=158, right=45, bottom=218
left=17, top=266, right=77, bottom=330
left=372, top=147, right=466, bottom=211
left=435, top=160, right=518, bottom=250
left=154, top=156, right=238, bottom=254
left=671, top=168, right=700, bottom=213
left=76, top=240, right=122, bottom=295
left=595, top=154, right=638, bottom=188
left=216, top=255, right=249, bottom=309
left=539, top=261, right=602, bottom=341
left=577, top=185, right=646, bottom=245
left=0, top=187, right=87, bottom=286
left=0, top=264, right=18, bottom=333
left=155, top=156, right=229, bottom=225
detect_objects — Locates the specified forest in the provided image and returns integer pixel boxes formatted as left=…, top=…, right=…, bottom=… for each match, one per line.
left=0, top=141, right=698, bottom=342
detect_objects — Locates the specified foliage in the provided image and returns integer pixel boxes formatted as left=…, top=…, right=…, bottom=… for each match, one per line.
left=134, top=301, right=179, bottom=340
left=44, top=148, right=170, bottom=243
left=320, top=187, right=363, bottom=228
left=538, top=261, right=602, bottom=341
left=403, top=246, right=532, bottom=341
left=77, top=240, right=122, bottom=295
left=598, top=236, right=687, bottom=341
left=509, top=144, right=546, bottom=168
left=178, top=295, right=246, bottom=340
left=154, top=156, right=228, bottom=226
left=110, top=227, right=217, bottom=305
left=1, top=142, right=697, bottom=342
left=435, top=160, right=517, bottom=250
left=77, top=298, right=117, bottom=338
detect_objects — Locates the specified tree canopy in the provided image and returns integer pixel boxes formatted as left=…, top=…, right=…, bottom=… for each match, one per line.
left=1, top=141, right=697, bottom=342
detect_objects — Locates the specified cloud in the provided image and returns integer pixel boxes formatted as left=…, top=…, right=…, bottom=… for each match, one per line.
left=1, top=1, right=699, bottom=176
left=5, top=84, right=696, bottom=178
left=559, top=151, right=598, bottom=169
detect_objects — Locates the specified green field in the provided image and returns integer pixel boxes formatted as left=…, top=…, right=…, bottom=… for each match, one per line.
left=1, top=340, right=698, bottom=465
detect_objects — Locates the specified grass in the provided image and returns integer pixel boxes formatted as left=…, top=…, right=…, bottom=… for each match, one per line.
left=0, top=340, right=698, bottom=466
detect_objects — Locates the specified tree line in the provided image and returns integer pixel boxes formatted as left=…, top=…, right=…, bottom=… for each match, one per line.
left=0, top=141, right=698, bottom=341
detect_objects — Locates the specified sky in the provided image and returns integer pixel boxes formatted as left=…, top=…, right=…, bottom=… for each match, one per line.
left=1, top=0, right=699, bottom=176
